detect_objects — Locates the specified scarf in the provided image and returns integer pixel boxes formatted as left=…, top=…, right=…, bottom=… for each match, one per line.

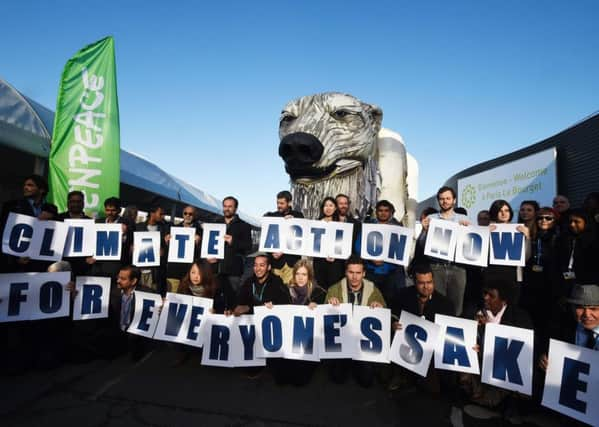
left=291, top=285, right=309, bottom=305
left=189, top=284, right=205, bottom=297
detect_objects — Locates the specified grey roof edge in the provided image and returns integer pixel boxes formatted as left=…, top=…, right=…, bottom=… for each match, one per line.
left=0, top=79, right=260, bottom=226
left=422, top=110, right=599, bottom=201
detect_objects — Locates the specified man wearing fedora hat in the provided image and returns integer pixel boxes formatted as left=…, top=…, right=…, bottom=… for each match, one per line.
left=540, top=284, right=599, bottom=371
left=565, top=284, right=599, bottom=350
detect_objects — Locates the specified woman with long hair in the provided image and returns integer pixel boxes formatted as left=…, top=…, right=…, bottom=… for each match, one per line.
left=484, top=200, right=530, bottom=306
left=173, top=260, right=235, bottom=365
left=268, top=259, right=326, bottom=386
left=288, top=259, right=327, bottom=307
left=558, top=208, right=599, bottom=293
left=178, top=260, right=235, bottom=314
left=312, top=197, right=345, bottom=289
left=521, top=207, right=560, bottom=342
left=517, top=200, right=539, bottom=240
left=488, top=199, right=514, bottom=224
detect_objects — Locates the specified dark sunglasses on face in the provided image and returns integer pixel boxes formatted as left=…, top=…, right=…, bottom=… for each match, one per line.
left=183, top=212, right=194, bottom=216
left=537, top=215, right=555, bottom=221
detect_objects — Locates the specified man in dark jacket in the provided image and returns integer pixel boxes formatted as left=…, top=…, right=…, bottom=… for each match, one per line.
left=461, top=277, right=533, bottom=418
left=108, top=265, right=157, bottom=360
left=336, top=193, right=361, bottom=254
left=135, top=205, right=169, bottom=296
left=57, top=190, right=92, bottom=277
left=211, top=196, right=252, bottom=295
left=232, top=254, right=291, bottom=315
left=88, top=197, right=132, bottom=292
left=357, top=200, right=406, bottom=305
left=389, top=263, right=454, bottom=391
left=0, top=174, right=48, bottom=273
left=541, top=284, right=599, bottom=359
left=392, top=263, right=454, bottom=323
left=232, top=254, right=291, bottom=379
left=537, top=284, right=599, bottom=412
left=263, top=190, right=304, bottom=284
left=56, top=190, right=90, bottom=221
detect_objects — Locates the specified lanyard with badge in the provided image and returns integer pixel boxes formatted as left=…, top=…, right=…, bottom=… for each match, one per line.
left=563, top=240, right=576, bottom=280
left=252, top=281, right=268, bottom=303
left=532, top=238, right=543, bottom=272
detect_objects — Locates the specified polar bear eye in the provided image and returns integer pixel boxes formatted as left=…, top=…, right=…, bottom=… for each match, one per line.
left=331, top=109, right=353, bottom=120
left=280, top=112, right=296, bottom=125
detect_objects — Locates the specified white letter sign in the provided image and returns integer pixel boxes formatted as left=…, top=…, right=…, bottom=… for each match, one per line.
left=200, top=223, right=226, bottom=259
left=424, top=218, right=459, bottom=262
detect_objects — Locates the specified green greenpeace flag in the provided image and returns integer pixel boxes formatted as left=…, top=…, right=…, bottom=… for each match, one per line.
left=48, top=36, right=120, bottom=217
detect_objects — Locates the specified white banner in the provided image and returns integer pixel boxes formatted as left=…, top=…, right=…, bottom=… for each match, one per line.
left=167, top=227, right=196, bottom=264
left=254, top=305, right=321, bottom=361
left=72, top=276, right=111, bottom=320
left=0, top=272, right=70, bottom=322
left=253, top=305, right=288, bottom=358
left=481, top=323, right=534, bottom=395
left=1, top=213, right=69, bottom=262
left=1, top=212, right=37, bottom=258
left=63, top=219, right=96, bottom=257
left=434, top=314, right=480, bottom=374
left=133, top=231, right=161, bottom=267
left=360, top=223, right=414, bottom=267
left=94, top=223, right=122, bottom=261
left=200, top=223, right=226, bottom=259
left=424, top=218, right=459, bottom=262
left=424, top=220, right=526, bottom=267
left=127, top=290, right=164, bottom=338
left=29, top=220, right=69, bottom=262
left=231, top=315, right=267, bottom=367
left=201, top=314, right=237, bottom=368
left=153, top=292, right=212, bottom=347
left=489, top=224, right=526, bottom=267
left=542, top=339, right=599, bottom=426
left=283, top=305, right=321, bottom=361
left=351, top=305, right=391, bottom=363
left=259, top=217, right=353, bottom=260
left=316, top=303, right=354, bottom=359
left=454, top=225, right=490, bottom=267
left=390, top=311, right=441, bottom=377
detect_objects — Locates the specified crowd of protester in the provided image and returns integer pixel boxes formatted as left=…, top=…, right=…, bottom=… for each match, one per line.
left=1, top=175, right=598, bottom=425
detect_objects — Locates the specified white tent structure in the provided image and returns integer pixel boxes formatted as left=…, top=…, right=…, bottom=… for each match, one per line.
left=0, top=78, right=258, bottom=226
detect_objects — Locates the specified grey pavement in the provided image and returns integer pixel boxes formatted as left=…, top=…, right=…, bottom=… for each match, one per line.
left=0, top=346, right=559, bottom=427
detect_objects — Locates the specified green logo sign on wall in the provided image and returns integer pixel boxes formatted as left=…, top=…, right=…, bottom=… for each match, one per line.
left=461, top=184, right=477, bottom=209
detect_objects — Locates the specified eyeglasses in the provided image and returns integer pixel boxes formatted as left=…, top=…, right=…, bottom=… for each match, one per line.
left=537, top=216, right=555, bottom=221
left=183, top=212, right=194, bottom=216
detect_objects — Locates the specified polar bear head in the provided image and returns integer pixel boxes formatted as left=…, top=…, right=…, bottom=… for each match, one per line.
left=279, top=92, right=383, bottom=184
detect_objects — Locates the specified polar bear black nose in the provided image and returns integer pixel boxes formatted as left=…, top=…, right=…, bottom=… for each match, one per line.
left=279, top=132, right=324, bottom=166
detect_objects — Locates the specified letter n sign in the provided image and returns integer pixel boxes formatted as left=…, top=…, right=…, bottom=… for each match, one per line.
left=424, top=219, right=459, bottom=262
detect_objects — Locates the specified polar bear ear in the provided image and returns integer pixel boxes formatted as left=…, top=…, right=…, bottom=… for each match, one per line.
left=368, top=104, right=383, bottom=133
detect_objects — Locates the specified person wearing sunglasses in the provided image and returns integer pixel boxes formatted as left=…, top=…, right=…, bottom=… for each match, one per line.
left=521, top=207, right=560, bottom=342
left=165, top=206, right=202, bottom=293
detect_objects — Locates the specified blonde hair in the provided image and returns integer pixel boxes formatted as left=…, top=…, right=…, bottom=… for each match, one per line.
left=290, top=259, right=315, bottom=297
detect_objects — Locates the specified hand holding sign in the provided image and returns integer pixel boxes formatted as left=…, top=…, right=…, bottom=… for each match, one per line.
left=200, top=224, right=226, bottom=259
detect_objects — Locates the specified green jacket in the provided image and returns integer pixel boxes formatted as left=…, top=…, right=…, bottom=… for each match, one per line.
left=325, top=278, right=386, bottom=308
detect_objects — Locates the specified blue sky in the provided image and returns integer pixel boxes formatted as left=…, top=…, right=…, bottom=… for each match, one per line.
left=2, top=1, right=598, bottom=218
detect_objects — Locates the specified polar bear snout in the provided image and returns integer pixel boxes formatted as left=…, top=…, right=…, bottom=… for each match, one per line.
left=279, top=132, right=335, bottom=180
